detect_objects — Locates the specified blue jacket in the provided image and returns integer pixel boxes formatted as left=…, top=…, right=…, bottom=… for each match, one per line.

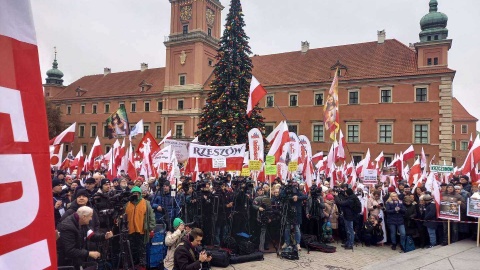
left=152, top=192, right=178, bottom=222
left=385, top=200, right=406, bottom=225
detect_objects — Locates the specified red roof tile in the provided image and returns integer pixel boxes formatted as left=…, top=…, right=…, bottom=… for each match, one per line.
left=251, top=39, right=455, bottom=86
left=51, top=68, right=165, bottom=100
left=453, top=97, right=478, bottom=122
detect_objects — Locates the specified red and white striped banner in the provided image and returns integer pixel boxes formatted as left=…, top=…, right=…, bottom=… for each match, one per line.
left=0, top=0, right=57, bottom=268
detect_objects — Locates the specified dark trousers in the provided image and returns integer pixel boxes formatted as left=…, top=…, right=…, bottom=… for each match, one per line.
left=128, top=232, right=146, bottom=266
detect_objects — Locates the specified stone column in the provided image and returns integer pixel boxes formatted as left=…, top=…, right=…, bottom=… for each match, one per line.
left=438, top=76, right=453, bottom=163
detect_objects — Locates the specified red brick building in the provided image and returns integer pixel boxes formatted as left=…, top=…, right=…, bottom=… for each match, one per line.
left=45, top=0, right=476, bottom=166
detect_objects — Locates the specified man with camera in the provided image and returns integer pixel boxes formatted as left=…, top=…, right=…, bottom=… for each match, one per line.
left=125, top=186, right=156, bottom=268
left=173, top=228, right=212, bottom=270
left=334, top=187, right=357, bottom=250
left=57, top=206, right=113, bottom=270
left=281, top=181, right=307, bottom=251
left=306, top=184, right=325, bottom=241
left=252, top=187, right=271, bottom=251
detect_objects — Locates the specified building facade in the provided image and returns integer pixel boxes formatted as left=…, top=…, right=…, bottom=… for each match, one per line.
left=45, top=0, right=477, bottom=166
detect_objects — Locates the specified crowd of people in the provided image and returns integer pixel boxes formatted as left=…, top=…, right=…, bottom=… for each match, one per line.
left=53, top=169, right=480, bottom=270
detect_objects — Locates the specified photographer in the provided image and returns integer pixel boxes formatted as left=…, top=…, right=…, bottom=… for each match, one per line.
left=281, top=181, right=307, bottom=251
left=173, top=228, right=212, bottom=270
left=211, top=179, right=230, bottom=247
left=152, top=182, right=178, bottom=229
left=252, top=187, right=271, bottom=251
left=165, top=218, right=191, bottom=270
left=57, top=206, right=113, bottom=270
left=306, top=184, right=325, bottom=241
left=334, top=187, right=356, bottom=250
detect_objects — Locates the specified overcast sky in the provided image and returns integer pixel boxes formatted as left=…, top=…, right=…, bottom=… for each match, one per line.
left=32, top=0, right=480, bottom=128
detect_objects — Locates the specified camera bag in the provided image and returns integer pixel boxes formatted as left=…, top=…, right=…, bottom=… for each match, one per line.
left=229, top=251, right=264, bottom=264
left=306, top=241, right=336, bottom=253
left=300, top=234, right=318, bottom=248
left=207, top=248, right=231, bottom=268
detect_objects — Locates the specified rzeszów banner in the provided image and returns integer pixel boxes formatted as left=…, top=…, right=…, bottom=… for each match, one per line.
left=187, top=144, right=246, bottom=172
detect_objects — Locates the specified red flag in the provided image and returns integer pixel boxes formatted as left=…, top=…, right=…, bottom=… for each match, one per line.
left=0, top=0, right=58, bottom=267
left=461, top=135, right=480, bottom=174
left=403, top=145, right=415, bottom=162
left=87, top=136, right=102, bottom=170
left=375, top=151, right=384, bottom=168
left=247, top=75, right=267, bottom=116
left=468, top=133, right=473, bottom=151
left=71, top=148, right=85, bottom=174
left=408, top=158, right=422, bottom=186
left=49, top=122, right=76, bottom=145
left=311, top=151, right=324, bottom=165
left=335, top=130, right=346, bottom=162
left=136, top=131, right=160, bottom=158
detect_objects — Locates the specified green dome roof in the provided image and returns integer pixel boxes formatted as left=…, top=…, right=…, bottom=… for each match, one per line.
left=420, top=0, right=448, bottom=30
left=46, top=59, right=64, bottom=78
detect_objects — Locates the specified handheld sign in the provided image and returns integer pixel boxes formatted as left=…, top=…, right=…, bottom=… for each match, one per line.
left=266, top=155, right=275, bottom=165
left=265, top=165, right=277, bottom=176
left=249, top=160, right=261, bottom=171
left=212, top=157, right=227, bottom=169
left=241, top=167, right=250, bottom=177
left=288, top=161, right=298, bottom=172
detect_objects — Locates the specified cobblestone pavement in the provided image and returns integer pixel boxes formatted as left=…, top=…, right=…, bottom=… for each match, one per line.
left=213, top=242, right=405, bottom=270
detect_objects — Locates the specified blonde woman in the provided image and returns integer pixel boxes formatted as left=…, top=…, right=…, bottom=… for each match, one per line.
left=385, top=192, right=406, bottom=251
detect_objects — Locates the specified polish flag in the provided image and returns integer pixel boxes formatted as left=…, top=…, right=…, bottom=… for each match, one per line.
left=461, top=135, right=480, bottom=174
left=114, top=139, right=126, bottom=170
left=420, top=147, right=427, bottom=169
left=158, top=130, right=172, bottom=146
left=311, top=151, right=324, bottom=165
left=247, top=75, right=267, bottom=116
left=468, top=133, right=474, bottom=151
left=71, top=148, right=85, bottom=174
left=87, top=137, right=102, bottom=170
left=375, top=151, right=384, bottom=169
left=266, top=121, right=285, bottom=143
left=408, top=158, right=422, bottom=186
left=127, top=142, right=137, bottom=179
left=49, top=122, right=76, bottom=145
left=267, top=121, right=289, bottom=163
left=355, top=149, right=371, bottom=176
left=403, top=145, right=415, bottom=162
left=335, top=130, right=346, bottom=162
left=60, top=151, right=75, bottom=171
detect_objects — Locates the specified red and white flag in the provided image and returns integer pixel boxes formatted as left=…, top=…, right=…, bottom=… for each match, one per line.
left=468, top=133, right=474, bottom=151
left=403, top=145, right=415, bottom=162
left=87, top=136, right=103, bottom=170
left=461, top=135, right=480, bottom=174
left=408, top=158, right=422, bottom=186
left=71, top=148, right=85, bottom=174
left=312, top=152, right=323, bottom=166
left=0, top=0, right=58, bottom=267
left=375, top=151, right=384, bottom=169
left=60, top=151, right=75, bottom=171
left=49, top=144, right=64, bottom=168
left=420, top=147, right=427, bottom=169
left=335, top=130, right=346, bottom=162
left=267, top=122, right=289, bottom=163
left=49, top=122, right=76, bottom=145
left=247, top=75, right=267, bottom=116
left=127, top=142, right=137, bottom=179
left=159, top=130, right=172, bottom=146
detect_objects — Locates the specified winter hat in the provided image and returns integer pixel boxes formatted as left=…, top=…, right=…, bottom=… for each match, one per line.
left=173, top=218, right=184, bottom=229
left=140, top=184, right=149, bottom=194
left=76, top=188, right=89, bottom=198
left=101, top=178, right=110, bottom=187
left=423, top=194, right=433, bottom=203
left=388, top=186, right=396, bottom=193
left=85, top=177, right=96, bottom=184
left=52, top=179, right=62, bottom=188
left=325, top=194, right=334, bottom=201
left=131, top=186, right=142, bottom=194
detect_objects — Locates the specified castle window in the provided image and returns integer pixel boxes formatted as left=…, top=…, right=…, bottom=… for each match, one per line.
left=208, top=28, right=212, bottom=36
left=183, top=25, right=188, bottom=34
left=434, top=58, right=438, bottom=65
left=427, top=58, right=432, bottom=66
left=434, top=35, right=439, bottom=40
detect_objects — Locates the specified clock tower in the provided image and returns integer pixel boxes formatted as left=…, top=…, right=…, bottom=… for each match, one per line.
left=161, top=0, right=224, bottom=139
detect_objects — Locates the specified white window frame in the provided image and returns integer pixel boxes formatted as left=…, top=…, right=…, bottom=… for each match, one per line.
left=346, top=122, right=361, bottom=143
left=312, top=123, right=324, bottom=142
left=177, top=99, right=184, bottom=110
left=90, top=124, right=97, bottom=138
left=155, top=124, right=162, bottom=139
left=80, top=104, right=85, bottom=114
left=179, top=74, right=186, bottom=85
left=78, top=124, right=85, bottom=138
left=104, top=103, right=110, bottom=113
left=287, top=123, right=299, bottom=134
left=92, top=104, right=97, bottom=114
left=131, top=102, right=136, bottom=113
left=265, top=95, right=274, bottom=108
left=460, top=141, right=469, bottom=151
left=379, top=87, right=393, bottom=103
left=289, top=93, right=298, bottom=107
left=351, top=153, right=364, bottom=164
left=314, top=92, right=324, bottom=106
left=144, top=101, right=150, bottom=112
left=348, top=89, right=360, bottom=105
left=157, top=100, right=163, bottom=111
left=66, top=105, right=71, bottom=115
left=414, top=85, right=429, bottom=102
left=174, top=123, right=185, bottom=138
left=451, top=140, right=456, bottom=151
left=413, top=122, right=430, bottom=144
left=461, top=124, right=468, bottom=134
left=378, top=122, right=393, bottom=143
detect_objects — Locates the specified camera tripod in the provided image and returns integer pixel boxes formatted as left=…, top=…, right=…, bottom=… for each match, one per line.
left=276, top=201, right=297, bottom=256
left=114, top=214, right=135, bottom=270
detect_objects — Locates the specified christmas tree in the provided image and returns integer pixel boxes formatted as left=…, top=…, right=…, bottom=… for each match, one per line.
left=196, top=0, right=265, bottom=146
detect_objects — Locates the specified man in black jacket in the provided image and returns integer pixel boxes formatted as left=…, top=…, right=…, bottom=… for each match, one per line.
left=173, top=228, right=211, bottom=270
left=57, top=206, right=113, bottom=270
left=334, top=188, right=356, bottom=250
left=423, top=195, right=438, bottom=248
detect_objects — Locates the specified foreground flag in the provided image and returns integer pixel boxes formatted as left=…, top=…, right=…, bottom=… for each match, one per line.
left=0, top=0, right=57, bottom=267
left=129, top=119, right=144, bottom=139
left=247, top=75, right=267, bottom=116
left=266, top=122, right=289, bottom=163
left=461, top=135, right=480, bottom=174
left=49, top=122, right=76, bottom=145
left=49, top=144, right=63, bottom=168
left=403, top=145, right=415, bottom=162
left=323, top=69, right=340, bottom=140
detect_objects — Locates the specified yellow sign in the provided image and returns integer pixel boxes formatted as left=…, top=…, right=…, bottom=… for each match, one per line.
left=266, top=155, right=275, bottom=165
left=265, top=165, right=277, bottom=176
left=288, top=161, right=298, bottom=172
left=241, top=167, right=250, bottom=176
left=249, top=160, right=261, bottom=171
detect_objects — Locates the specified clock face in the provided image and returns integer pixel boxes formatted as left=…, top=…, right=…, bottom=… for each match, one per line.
left=180, top=5, right=192, bottom=21
left=206, top=8, right=215, bottom=25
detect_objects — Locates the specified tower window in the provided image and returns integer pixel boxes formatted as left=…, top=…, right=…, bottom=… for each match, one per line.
left=434, top=58, right=438, bottom=65
left=179, top=75, right=186, bottom=85
left=182, top=25, right=188, bottom=34
left=208, top=28, right=212, bottom=36
left=427, top=58, right=432, bottom=66
left=434, top=35, right=439, bottom=40
left=427, top=36, right=432, bottom=41
left=208, top=59, right=213, bottom=66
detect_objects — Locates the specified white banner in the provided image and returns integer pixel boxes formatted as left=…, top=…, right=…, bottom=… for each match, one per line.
left=248, top=128, right=264, bottom=161
left=152, top=145, right=172, bottom=166
left=213, top=157, right=227, bottom=169
left=363, top=169, right=378, bottom=184
left=189, top=144, right=245, bottom=159
left=164, top=139, right=189, bottom=162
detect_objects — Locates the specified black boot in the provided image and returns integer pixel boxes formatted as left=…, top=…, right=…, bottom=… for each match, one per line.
left=391, top=244, right=397, bottom=250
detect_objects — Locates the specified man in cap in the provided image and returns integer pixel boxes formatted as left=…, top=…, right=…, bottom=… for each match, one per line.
left=422, top=195, right=437, bottom=248
left=53, top=179, right=66, bottom=227
left=164, top=218, right=190, bottom=270
left=83, top=177, right=97, bottom=197
left=125, top=186, right=156, bottom=268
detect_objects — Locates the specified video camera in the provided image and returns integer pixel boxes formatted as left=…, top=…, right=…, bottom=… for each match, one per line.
left=231, top=176, right=254, bottom=191
left=279, top=180, right=299, bottom=202
left=309, top=184, right=322, bottom=198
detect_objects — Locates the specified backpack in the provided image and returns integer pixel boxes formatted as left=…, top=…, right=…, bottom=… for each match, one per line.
left=352, top=196, right=362, bottom=214
left=403, top=235, right=415, bottom=253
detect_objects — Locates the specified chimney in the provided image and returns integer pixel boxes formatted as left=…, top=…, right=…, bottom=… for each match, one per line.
left=301, top=41, right=310, bottom=53
left=141, top=63, right=148, bottom=72
left=104, top=67, right=111, bottom=76
left=377, top=30, right=386, bottom=44
left=409, top=43, right=415, bottom=50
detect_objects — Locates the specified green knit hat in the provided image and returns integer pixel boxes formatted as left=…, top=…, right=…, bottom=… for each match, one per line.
left=173, top=218, right=184, bottom=229
left=131, top=186, right=142, bottom=194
